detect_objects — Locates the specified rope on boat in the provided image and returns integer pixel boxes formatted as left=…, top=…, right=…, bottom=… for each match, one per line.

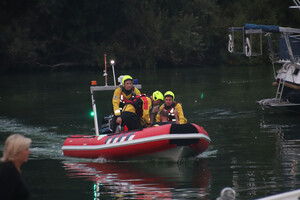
left=228, top=34, right=234, bottom=53
left=245, top=37, right=252, bottom=57
left=269, top=54, right=277, bottom=79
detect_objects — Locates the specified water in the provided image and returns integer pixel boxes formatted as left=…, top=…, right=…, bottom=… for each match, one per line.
left=0, top=65, right=300, bottom=200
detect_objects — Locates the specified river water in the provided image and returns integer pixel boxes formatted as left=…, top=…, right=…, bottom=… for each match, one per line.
left=0, top=65, right=300, bottom=200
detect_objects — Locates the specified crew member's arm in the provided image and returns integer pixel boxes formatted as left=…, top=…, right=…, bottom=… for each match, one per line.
left=176, top=103, right=187, bottom=124
left=173, top=108, right=179, bottom=124
left=112, top=87, right=122, bottom=116
left=150, top=105, right=159, bottom=125
left=155, top=105, right=164, bottom=122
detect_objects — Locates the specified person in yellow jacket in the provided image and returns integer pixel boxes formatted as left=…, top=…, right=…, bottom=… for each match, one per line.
left=119, top=91, right=164, bottom=131
left=155, top=91, right=187, bottom=124
left=111, top=75, right=141, bottom=132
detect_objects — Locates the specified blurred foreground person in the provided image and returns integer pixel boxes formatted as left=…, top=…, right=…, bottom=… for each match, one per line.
left=0, top=134, right=32, bottom=200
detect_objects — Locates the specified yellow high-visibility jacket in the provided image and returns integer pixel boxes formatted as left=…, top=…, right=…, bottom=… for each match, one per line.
left=155, top=103, right=187, bottom=124
left=112, top=87, right=141, bottom=116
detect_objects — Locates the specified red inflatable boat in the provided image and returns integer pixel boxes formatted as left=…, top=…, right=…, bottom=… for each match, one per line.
left=62, top=123, right=210, bottom=161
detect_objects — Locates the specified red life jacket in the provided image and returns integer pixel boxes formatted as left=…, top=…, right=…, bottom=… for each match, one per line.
left=119, top=86, right=136, bottom=109
left=126, top=94, right=148, bottom=117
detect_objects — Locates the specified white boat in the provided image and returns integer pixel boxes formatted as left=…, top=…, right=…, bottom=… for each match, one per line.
left=217, top=187, right=300, bottom=200
left=256, top=189, right=300, bottom=200
left=228, top=23, right=300, bottom=113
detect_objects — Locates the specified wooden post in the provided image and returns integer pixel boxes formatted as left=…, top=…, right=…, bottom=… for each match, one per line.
left=104, top=54, right=108, bottom=86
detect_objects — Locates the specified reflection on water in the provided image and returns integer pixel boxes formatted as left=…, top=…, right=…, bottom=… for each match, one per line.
left=1, top=65, right=300, bottom=199
left=249, top=114, right=300, bottom=197
left=63, top=160, right=211, bottom=199
left=196, top=108, right=256, bottom=120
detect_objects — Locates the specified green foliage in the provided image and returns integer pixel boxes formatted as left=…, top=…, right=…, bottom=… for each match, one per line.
left=0, top=0, right=300, bottom=71
left=98, top=0, right=221, bottom=68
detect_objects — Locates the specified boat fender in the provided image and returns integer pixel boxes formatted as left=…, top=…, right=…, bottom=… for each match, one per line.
left=245, top=37, right=252, bottom=57
left=228, top=34, right=234, bottom=53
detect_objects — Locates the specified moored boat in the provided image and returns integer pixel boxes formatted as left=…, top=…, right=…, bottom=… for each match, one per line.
left=228, top=23, right=300, bottom=113
left=217, top=187, right=300, bottom=200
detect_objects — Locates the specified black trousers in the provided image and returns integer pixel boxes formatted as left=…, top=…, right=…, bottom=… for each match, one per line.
left=121, top=111, right=143, bottom=131
left=111, top=115, right=119, bottom=133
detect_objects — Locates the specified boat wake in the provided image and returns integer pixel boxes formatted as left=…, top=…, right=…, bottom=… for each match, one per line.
left=0, top=116, right=65, bottom=160
left=194, top=108, right=256, bottom=120
left=196, top=149, right=218, bottom=158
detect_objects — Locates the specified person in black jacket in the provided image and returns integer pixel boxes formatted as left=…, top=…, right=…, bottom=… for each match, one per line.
left=0, top=134, right=32, bottom=200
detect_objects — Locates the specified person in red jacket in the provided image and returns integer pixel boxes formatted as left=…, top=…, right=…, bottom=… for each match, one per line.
left=118, top=91, right=164, bottom=131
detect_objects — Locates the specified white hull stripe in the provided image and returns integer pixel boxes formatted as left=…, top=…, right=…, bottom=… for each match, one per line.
left=120, top=137, right=126, bottom=142
left=110, top=135, right=119, bottom=143
left=128, top=135, right=135, bottom=141
left=117, top=132, right=128, bottom=142
left=107, top=138, right=112, bottom=144
left=112, top=137, right=119, bottom=143
left=62, top=133, right=211, bottom=151
left=125, top=131, right=136, bottom=141
left=104, top=131, right=136, bottom=144
left=104, top=135, right=114, bottom=144
left=97, top=135, right=107, bottom=140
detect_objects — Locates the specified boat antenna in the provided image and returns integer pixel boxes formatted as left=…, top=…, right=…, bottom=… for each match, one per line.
left=104, top=54, right=108, bottom=86
left=110, top=60, right=117, bottom=86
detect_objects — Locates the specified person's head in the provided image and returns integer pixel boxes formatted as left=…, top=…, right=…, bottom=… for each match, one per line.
left=160, top=109, right=169, bottom=122
left=164, top=91, right=175, bottom=106
left=1, top=134, right=31, bottom=164
left=122, top=75, right=133, bottom=91
left=152, top=91, right=164, bottom=105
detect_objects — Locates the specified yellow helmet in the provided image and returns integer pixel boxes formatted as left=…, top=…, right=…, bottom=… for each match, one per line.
left=152, top=91, right=164, bottom=101
left=122, top=75, right=133, bottom=85
left=164, top=91, right=175, bottom=100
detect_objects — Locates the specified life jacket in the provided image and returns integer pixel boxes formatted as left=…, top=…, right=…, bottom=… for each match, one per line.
left=119, top=86, right=136, bottom=110
left=163, top=102, right=178, bottom=122
left=126, top=94, right=148, bottom=117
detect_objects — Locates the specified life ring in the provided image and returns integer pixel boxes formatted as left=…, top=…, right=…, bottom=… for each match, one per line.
left=245, top=37, right=251, bottom=57
left=228, top=34, right=234, bottom=53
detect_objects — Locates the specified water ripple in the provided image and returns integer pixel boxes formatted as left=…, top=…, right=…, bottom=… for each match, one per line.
left=0, top=116, right=65, bottom=159
left=194, top=108, right=256, bottom=120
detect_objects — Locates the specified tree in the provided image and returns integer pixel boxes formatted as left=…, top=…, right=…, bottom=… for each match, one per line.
left=109, top=0, right=221, bottom=68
